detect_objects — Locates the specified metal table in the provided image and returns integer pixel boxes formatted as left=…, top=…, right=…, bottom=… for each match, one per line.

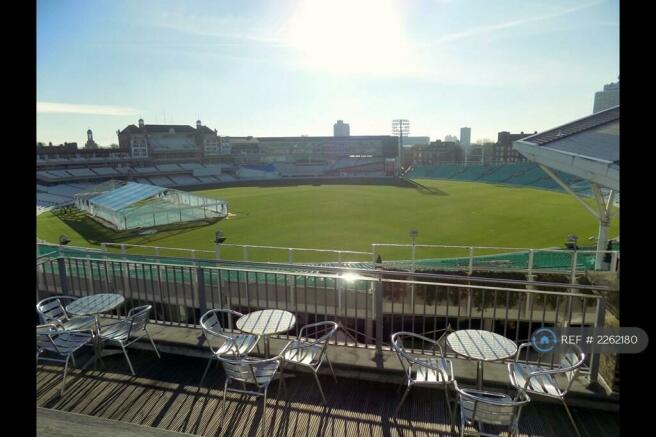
left=446, top=329, right=518, bottom=390
left=66, top=293, right=125, bottom=367
left=236, top=309, right=296, bottom=358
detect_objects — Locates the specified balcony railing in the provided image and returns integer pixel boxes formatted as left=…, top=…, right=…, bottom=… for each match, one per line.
left=36, top=251, right=611, bottom=384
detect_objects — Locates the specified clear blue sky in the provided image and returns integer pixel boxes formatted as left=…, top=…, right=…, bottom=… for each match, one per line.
left=37, top=0, right=619, bottom=146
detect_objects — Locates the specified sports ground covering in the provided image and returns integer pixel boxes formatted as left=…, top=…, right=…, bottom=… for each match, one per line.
left=36, top=179, right=619, bottom=263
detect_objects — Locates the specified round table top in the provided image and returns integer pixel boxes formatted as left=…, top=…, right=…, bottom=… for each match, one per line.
left=66, top=294, right=125, bottom=316
left=236, top=309, right=296, bottom=336
left=446, top=329, right=517, bottom=362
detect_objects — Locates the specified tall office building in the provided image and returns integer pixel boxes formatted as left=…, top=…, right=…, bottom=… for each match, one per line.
left=460, top=127, right=471, bottom=148
left=333, top=120, right=350, bottom=137
left=593, top=81, right=619, bottom=113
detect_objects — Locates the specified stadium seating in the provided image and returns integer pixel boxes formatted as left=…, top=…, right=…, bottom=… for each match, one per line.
left=66, top=168, right=96, bottom=177
left=157, top=164, right=183, bottom=172
left=169, top=175, right=202, bottom=186
left=92, top=167, right=118, bottom=176
left=406, top=163, right=593, bottom=195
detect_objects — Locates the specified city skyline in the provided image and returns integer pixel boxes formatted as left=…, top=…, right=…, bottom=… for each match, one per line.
left=37, top=0, right=619, bottom=146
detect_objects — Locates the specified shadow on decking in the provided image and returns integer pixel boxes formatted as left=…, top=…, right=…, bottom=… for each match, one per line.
left=36, top=349, right=619, bottom=437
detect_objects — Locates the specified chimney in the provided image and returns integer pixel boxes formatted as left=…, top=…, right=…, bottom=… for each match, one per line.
left=196, top=120, right=202, bottom=129
left=138, top=118, right=144, bottom=128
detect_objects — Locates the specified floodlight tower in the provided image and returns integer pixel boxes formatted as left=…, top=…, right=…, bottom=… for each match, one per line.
left=392, top=119, right=410, bottom=175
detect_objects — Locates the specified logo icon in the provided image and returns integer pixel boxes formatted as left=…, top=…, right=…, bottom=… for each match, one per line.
left=531, top=328, right=558, bottom=352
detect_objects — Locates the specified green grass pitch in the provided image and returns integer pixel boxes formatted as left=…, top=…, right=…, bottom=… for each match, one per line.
left=36, top=179, right=619, bottom=263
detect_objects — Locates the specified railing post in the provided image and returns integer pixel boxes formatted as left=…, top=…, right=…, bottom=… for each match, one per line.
left=288, top=248, right=293, bottom=264
left=154, top=247, right=160, bottom=258
left=527, top=249, right=534, bottom=276
left=120, top=244, right=126, bottom=256
left=101, top=242, right=107, bottom=252
left=243, top=245, right=249, bottom=261
left=374, top=274, right=384, bottom=364
left=610, top=251, right=618, bottom=272
left=57, top=257, right=69, bottom=295
left=196, top=267, right=207, bottom=318
left=588, top=297, right=607, bottom=384
left=215, top=244, right=221, bottom=260
left=468, top=246, right=474, bottom=275
left=371, top=244, right=377, bottom=265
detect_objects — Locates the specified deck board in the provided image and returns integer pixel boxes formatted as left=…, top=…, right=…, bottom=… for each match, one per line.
left=36, top=349, right=619, bottom=437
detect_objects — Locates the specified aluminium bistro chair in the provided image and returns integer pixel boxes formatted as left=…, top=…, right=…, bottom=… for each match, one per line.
left=97, top=305, right=160, bottom=376
left=36, top=323, right=95, bottom=396
left=391, top=331, right=456, bottom=428
left=218, top=355, right=286, bottom=437
left=507, top=342, right=586, bottom=437
left=454, top=380, right=530, bottom=437
left=36, top=296, right=96, bottom=332
left=280, top=321, right=338, bottom=404
left=198, top=309, right=260, bottom=386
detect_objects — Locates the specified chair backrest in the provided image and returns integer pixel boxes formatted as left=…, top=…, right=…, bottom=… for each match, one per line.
left=126, top=305, right=152, bottom=337
left=558, top=344, right=585, bottom=386
left=391, top=331, right=447, bottom=375
left=457, top=386, right=530, bottom=428
left=218, top=356, right=280, bottom=388
left=200, top=309, right=243, bottom=355
left=518, top=342, right=585, bottom=392
left=36, top=296, right=77, bottom=324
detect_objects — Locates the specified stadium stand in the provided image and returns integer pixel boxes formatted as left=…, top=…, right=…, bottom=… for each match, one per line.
left=219, top=174, right=236, bottom=181
left=135, top=166, right=159, bottom=174
left=178, top=163, right=203, bottom=170
left=148, top=176, right=176, bottom=186
left=196, top=176, right=221, bottom=184
left=92, top=167, right=118, bottom=176
left=406, top=163, right=593, bottom=195
left=169, top=175, right=202, bottom=186
left=66, top=168, right=96, bottom=177
left=156, top=164, right=183, bottom=172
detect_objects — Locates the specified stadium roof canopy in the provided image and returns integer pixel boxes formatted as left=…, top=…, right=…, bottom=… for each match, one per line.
left=513, top=106, right=619, bottom=191
left=513, top=106, right=619, bottom=270
left=90, top=182, right=166, bottom=211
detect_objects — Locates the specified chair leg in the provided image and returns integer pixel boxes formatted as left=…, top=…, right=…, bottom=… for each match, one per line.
left=561, top=397, right=582, bottom=437
left=261, top=386, right=268, bottom=437
left=221, top=379, right=229, bottom=436
left=199, top=356, right=215, bottom=386
left=70, top=353, right=77, bottom=368
left=120, top=344, right=135, bottom=376
left=444, top=385, right=456, bottom=433
left=146, top=330, right=160, bottom=358
left=393, top=384, right=412, bottom=417
left=60, top=355, right=71, bottom=396
left=325, top=355, right=337, bottom=383
left=312, top=371, right=328, bottom=405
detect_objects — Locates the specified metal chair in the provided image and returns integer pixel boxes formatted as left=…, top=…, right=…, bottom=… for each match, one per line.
left=198, top=309, right=260, bottom=385
left=36, top=323, right=94, bottom=396
left=280, top=321, right=338, bottom=404
left=218, top=355, right=286, bottom=437
left=507, top=342, right=585, bottom=437
left=391, top=331, right=456, bottom=428
left=97, top=305, right=160, bottom=375
left=454, top=381, right=530, bottom=437
left=36, top=296, right=96, bottom=332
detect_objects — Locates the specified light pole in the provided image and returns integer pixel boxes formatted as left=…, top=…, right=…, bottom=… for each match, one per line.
left=392, top=119, right=410, bottom=176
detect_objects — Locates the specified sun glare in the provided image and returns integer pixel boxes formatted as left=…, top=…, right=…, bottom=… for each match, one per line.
left=285, top=0, right=419, bottom=77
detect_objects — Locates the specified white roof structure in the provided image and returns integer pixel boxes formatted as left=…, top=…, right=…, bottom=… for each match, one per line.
left=513, top=106, right=619, bottom=191
left=512, top=106, right=620, bottom=270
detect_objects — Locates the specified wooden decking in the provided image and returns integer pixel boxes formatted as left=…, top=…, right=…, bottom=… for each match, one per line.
left=36, top=349, right=619, bottom=437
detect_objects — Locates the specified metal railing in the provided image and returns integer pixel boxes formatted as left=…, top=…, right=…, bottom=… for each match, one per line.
left=92, top=241, right=619, bottom=275
left=36, top=253, right=610, bottom=383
